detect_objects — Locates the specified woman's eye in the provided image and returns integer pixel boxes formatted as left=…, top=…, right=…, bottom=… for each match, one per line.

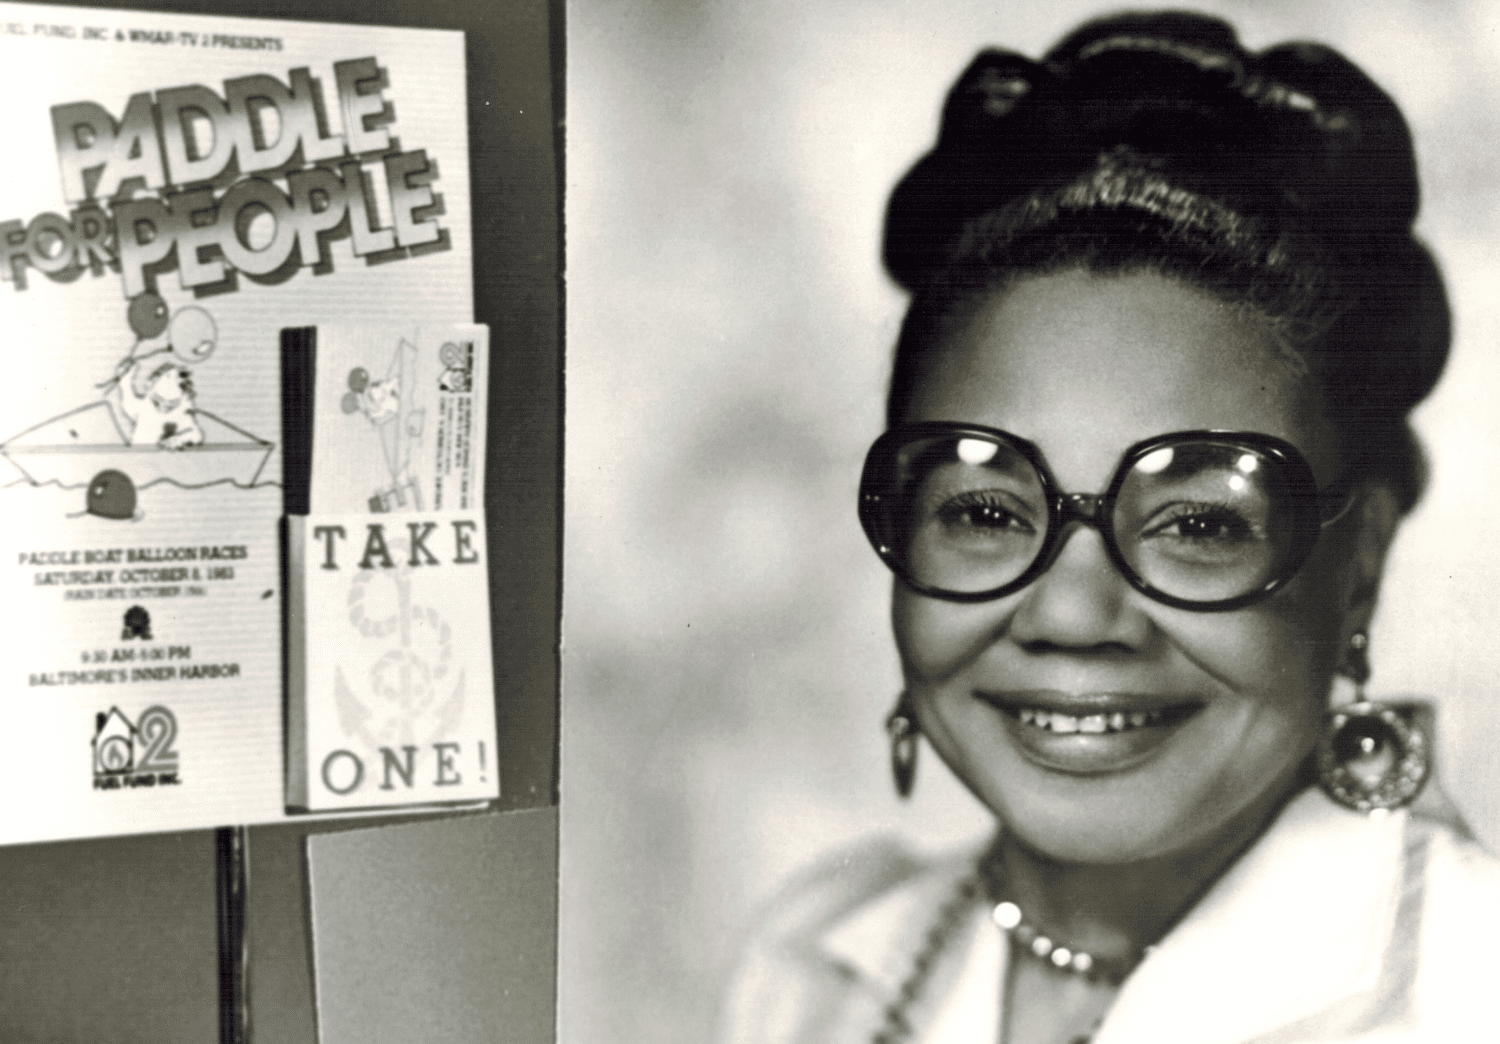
left=1172, top=514, right=1242, bottom=540
left=934, top=495, right=1035, bottom=534
left=1145, top=505, right=1257, bottom=543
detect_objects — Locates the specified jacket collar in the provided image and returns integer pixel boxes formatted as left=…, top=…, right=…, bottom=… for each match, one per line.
left=1098, top=788, right=1416, bottom=1044
left=816, top=789, right=1421, bottom=1044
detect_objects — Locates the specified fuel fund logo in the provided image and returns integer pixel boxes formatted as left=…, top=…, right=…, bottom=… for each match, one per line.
left=92, top=705, right=182, bottom=790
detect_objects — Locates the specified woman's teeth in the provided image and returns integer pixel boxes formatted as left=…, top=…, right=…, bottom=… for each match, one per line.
left=1016, top=708, right=1162, bottom=733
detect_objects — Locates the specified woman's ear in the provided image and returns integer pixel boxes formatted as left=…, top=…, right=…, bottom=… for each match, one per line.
left=1340, top=482, right=1402, bottom=638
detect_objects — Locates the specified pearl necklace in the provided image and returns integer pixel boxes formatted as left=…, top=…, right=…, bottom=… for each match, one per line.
left=989, top=898, right=1146, bottom=986
left=982, top=849, right=1149, bottom=987
left=871, top=863, right=1151, bottom=1044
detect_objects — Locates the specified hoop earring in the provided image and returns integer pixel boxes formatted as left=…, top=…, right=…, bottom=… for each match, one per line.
left=886, top=693, right=918, bottom=799
left=1316, top=631, right=1430, bottom=813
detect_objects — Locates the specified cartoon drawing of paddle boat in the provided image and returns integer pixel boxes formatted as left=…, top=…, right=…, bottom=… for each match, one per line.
left=0, top=293, right=274, bottom=496
left=0, top=399, right=274, bottom=490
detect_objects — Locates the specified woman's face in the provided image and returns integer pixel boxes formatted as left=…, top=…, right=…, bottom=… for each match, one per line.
left=894, top=268, right=1359, bottom=865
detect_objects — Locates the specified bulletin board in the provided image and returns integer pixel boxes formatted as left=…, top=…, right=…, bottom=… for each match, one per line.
left=0, top=0, right=561, bottom=1040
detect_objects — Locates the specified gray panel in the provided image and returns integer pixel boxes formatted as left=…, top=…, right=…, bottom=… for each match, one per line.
left=307, top=809, right=558, bottom=1044
left=0, top=830, right=219, bottom=1044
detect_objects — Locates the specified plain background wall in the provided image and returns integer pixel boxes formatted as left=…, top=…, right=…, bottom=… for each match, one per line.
left=560, top=3, right=1500, bottom=1043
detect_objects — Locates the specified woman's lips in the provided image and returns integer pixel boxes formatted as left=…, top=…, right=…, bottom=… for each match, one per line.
left=977, top=689, right=1206, bottom=775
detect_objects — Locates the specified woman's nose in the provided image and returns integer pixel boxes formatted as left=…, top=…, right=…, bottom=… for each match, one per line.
left=1007, top=523, right=1146, bottom=651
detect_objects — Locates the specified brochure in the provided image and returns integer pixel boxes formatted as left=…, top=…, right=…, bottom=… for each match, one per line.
left=282, top=323, right=496, bottom=811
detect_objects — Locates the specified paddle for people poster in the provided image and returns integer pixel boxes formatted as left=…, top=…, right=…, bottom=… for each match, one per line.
left=0, top=1, right=473, bottom=843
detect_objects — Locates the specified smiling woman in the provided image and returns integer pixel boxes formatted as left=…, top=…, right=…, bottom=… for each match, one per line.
left=719, top=12, right=1499, bottom=1044
left=889, top=272, right=1359, bottom=867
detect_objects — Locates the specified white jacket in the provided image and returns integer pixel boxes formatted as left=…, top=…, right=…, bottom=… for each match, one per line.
left=720, top=787, right=1500, bottom=1043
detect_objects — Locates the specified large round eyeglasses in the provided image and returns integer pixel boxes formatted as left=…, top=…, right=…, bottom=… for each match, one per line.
left=858, top=423, right=1353, bottom=612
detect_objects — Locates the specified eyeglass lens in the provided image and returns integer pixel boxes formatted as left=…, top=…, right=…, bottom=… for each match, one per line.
left=892, top=434, right=1300, bottom=604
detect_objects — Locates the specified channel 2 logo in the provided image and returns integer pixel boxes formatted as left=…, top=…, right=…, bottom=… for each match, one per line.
left=92, top=705, right=182, bottom=790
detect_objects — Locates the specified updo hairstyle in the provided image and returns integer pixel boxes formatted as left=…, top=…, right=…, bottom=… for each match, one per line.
left=884, top=12, right=1449, bottom=514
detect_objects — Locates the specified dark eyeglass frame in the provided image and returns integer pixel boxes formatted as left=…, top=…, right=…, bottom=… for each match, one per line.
left=858, top=422, right=1354, bottom=612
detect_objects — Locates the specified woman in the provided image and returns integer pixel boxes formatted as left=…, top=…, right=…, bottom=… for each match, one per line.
left=722, top=12, right=1499, bottom=1044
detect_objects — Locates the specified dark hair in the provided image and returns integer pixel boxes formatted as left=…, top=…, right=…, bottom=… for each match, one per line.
left=883, top=12, right=1449, bottom=513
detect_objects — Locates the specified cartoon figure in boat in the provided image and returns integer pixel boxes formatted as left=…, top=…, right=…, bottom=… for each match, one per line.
left=111, top=360, right=203, bottom=449
left=341, top=338, right=427, bottom=510
left=346, top=367, right=402, bottom=426
left=103, top=305, right=217, bottom=449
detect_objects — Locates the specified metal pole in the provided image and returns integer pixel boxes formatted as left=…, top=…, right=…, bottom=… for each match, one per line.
left=216, top=825, right=251, bottom=1044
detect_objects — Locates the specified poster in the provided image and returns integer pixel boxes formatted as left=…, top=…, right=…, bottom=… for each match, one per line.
left=0, top=0, right=472, bottom=844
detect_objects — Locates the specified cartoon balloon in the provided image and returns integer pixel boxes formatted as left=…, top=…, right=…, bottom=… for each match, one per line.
left=341, top=392, right=361, bottom=414
left=127, top=292, right=169, bottom=340
left=168, top=307, right=217, bottom=366
left=86, top=469, right=137, bottom=520
left=348, top=367, right=369, bottom=392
